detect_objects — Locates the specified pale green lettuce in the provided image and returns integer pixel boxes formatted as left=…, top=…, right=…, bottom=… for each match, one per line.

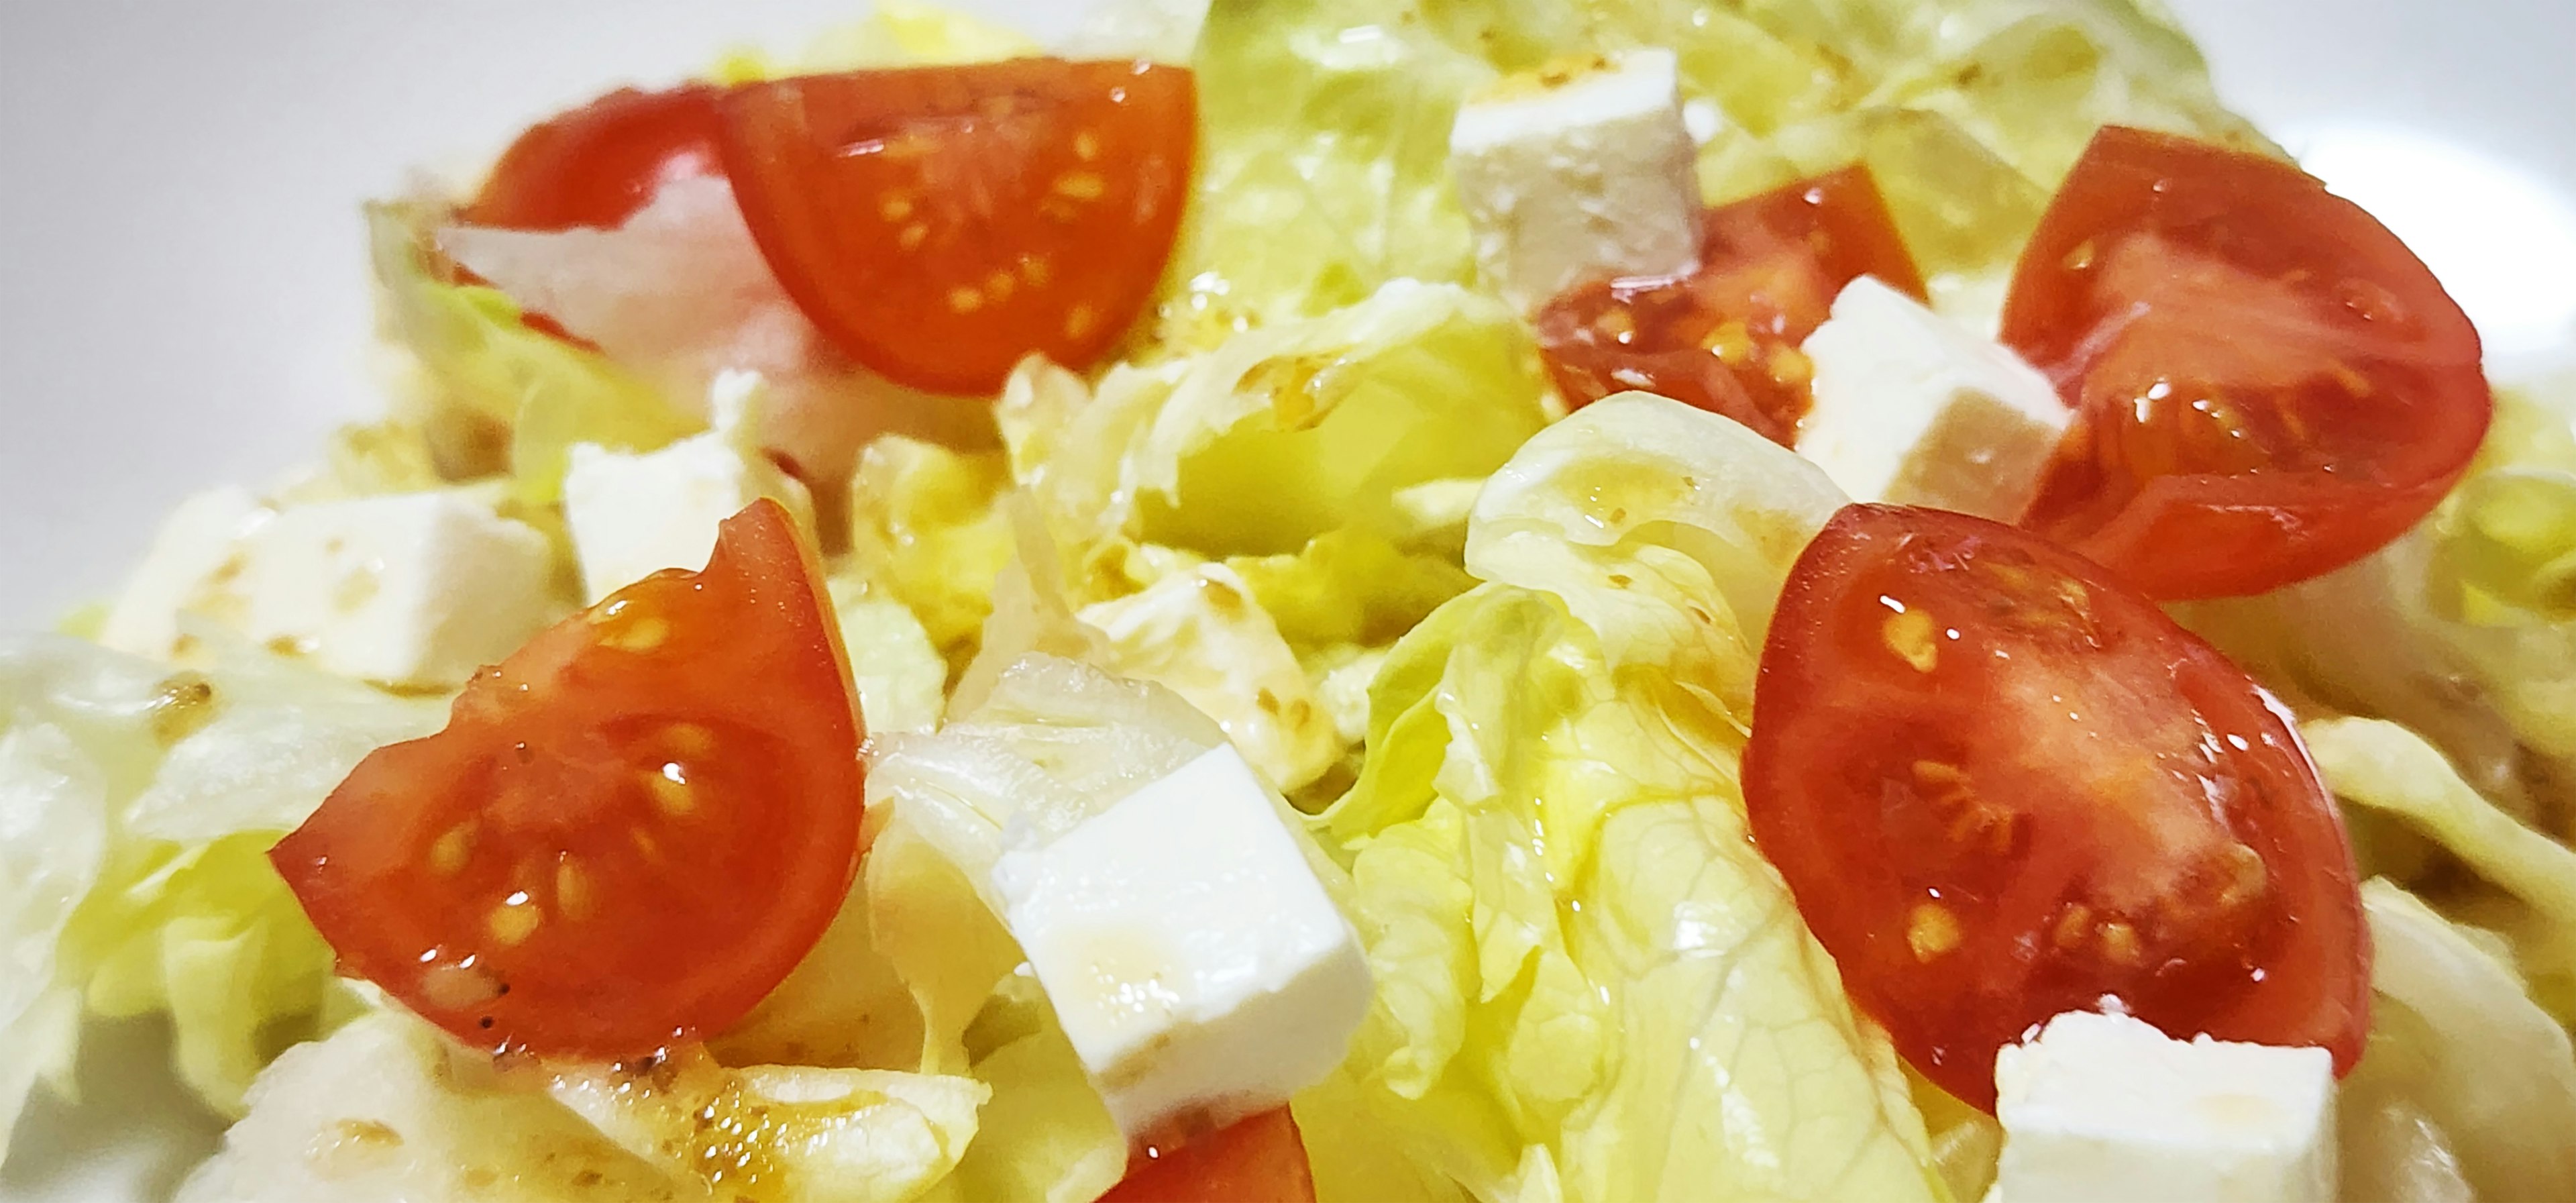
left=368, top=205, right=698, bottom=504
left=2304, top=717, right=2576, bottom=1024
left=861, top=655, right=1282, bottom=1202
left=1160, top=0, right=1497, bottom=344
left=2342, top=880, right=2576, bottom=1203
left=1311, top=395, right=1939, bottom=1203
left=0, top=635, right=443, bottom=1165
left=2182, top=383, right=2576, bottom=841
left=1163, top=0, right=2254, bottom=344
left=1001, top=280, right=1553, bottom=561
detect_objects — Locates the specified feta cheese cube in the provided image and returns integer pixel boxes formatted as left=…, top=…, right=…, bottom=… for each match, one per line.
left=1991, top=1010, right=2337, bottom=1203
left=1798, top=276, right=2070, bottom=521
left=100, top=486, right=270, bottom=658
left=991, top=744, right=1371, bottom=1138
left=561, top=370, right=814, bottom=602
left=1450, top=49, right=1702, bottom=310
left=242, top=493, right=556, bottom=688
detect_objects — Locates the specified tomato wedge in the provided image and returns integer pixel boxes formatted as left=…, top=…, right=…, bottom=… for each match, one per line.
left=1743, top=504, right=2368, bottom=1109
left=2002, top=125, right=2491, bottom=600
left=463, top=84, right=725, bottom=231
left=717, top=59, right=1196, bottom=395
left=1099, top=1109, right=1318, bottom=1203
left=1535, top=166, right=1926, bottom=446
left=270, top=500, right=866, bottom=1057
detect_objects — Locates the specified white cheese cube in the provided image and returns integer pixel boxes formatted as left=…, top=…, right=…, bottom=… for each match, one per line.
left=1450, top=49, right=1702, bottom=311
left=1798, top=276, right=2070, bottom=521
left=561, top=371, right=814, bottom=602
left=242, top=494, right=556, bottom=688
left=991, top=745, right=1371, bottom=1139
left=1991, top=1010, right=2337, bottom=1203
left=100, top=486, right=270, bottom=658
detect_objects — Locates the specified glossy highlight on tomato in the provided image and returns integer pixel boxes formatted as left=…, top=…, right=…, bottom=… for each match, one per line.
left=270, top=500, right=867, bottom=1058
left=2003, top=125, right=2491, bottom=600
left=718, top=58, right=1197, bottom=395
left=1743, top=504, right=2368, bottom=1108
left=462, top=84, right=725, bottom=231
left=1536, top=166, right=1926, bottom=446
left=1099, top=1108, right=1318, bottom=1203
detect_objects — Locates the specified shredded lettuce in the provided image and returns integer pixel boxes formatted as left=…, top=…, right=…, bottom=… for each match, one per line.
left=860, top=656, right=1263, bottom=1194
left=1002, top=280, right=1553, bottom=561
left=368, top=205, right=698, bottom=503
left=0, top=635, right=441, bottom=1145
left=548, top=1046, right=988, bottom=1203
left=711, top=0, right=1042, bottom=82
left=2343, top=880, right=2576, bottom=1202
left=1310, top=395, right=1939, bottom=1202
left=2305, top=717, right=2576, bottom=1025
left=844, top=436, right=1016, bottom=679
left=178, top=1010, right=690, bottom=1203
left=2181, top=385, right=2576, bottom=843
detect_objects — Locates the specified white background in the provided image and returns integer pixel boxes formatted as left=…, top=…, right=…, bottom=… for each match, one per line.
left=0, top=1, right=2571, bottom=1199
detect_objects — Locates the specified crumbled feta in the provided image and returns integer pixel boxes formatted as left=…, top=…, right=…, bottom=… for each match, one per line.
left=991, top=744, right=1371, bottom=1139
left=241, top=492, right=556, bottom=688
left=1450, top=49, right=1702, bottom=310
left=561, top=370, right=814, bottom=602
left=99, top=486, right=270, bottom=658
left=1990, top=1010, right=2337, bottom=1203
left=1797, top=276, right=2070, bottom=521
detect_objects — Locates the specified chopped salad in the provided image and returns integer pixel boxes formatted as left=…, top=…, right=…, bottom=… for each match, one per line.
left=7, top=1, right=2576, bottom=1200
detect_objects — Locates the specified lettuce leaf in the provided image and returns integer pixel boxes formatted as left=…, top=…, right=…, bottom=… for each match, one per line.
left=547, top=1045, right=988, bottom=1203
left=2343, top=880, right=2576, bottom=1203
left=711, top=0, right=1040, bottom=82
left=1159, top=0, right=1495, bottom=343
left=844, top=436, right=1016, bottom=678
left=368, top=205, right=698, bottom=504
left=2180, top=384, right=2576, bottom=842
left=2304, top=717, right=2576, bottom=1024
left=1002, top=280, right=1552, bottom=562
left=0, top=635, right=441, bottom=1151
left=1311, top=395, right=1939, bottom=1202
left=178, top=1010, right=690, bottom=1203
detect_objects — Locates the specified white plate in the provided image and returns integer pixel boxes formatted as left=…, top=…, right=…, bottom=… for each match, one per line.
left=0, top=1, right=2569, bottom=1200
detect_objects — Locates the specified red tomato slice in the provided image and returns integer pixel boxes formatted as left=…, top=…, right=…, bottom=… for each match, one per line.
left=2002, top=125, right=2491, bottom=600
left=1535, top=166, right=1927, bottom=446
left=270, top=500, right=866, bottom=1058
left=1099, top=1109, right=1318, bottom=1203
left=463, top=85, right=725, bottom=231
left=716, top=59, right=1196, bottom=395
left=1743, top=504, right=2369, bottom=1110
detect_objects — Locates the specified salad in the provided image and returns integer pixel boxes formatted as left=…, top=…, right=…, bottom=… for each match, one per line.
left=5, top=0, right=2575, bottom=1200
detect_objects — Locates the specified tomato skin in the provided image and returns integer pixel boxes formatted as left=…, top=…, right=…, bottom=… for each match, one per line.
left=1099, top=1109, right=1318, bottom=1203
left=2003, top=125, right=2490, bottom=600
left=717, top=59, right=1197, bottom=395
left=1743, top=504, right=2368, bottom=1109
left=1536, top=166, right=1926, bottom=446
left=270, top=500, right=865, bottom=1058
left=463, top=85, right=725, bottom=231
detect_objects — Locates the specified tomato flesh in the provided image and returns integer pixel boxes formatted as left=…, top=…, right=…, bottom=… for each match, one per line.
left=1536, top=166, right=1926, bottom=446
left=1099, top=1109, right=1318, bottom=1203
left=2003, top=125, right=2490, bottom=600
left=463, top=85, right=725, bottom=232
left=270, top=500, right=866, bottom=1057
left=717, top=59, right=1197, bottom=395
left=1744, top=504, right=2368, bottom=1109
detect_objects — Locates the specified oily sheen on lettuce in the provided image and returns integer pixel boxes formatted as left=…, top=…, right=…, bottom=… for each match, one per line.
left=1311, top=395, right=1939, bottom=1203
